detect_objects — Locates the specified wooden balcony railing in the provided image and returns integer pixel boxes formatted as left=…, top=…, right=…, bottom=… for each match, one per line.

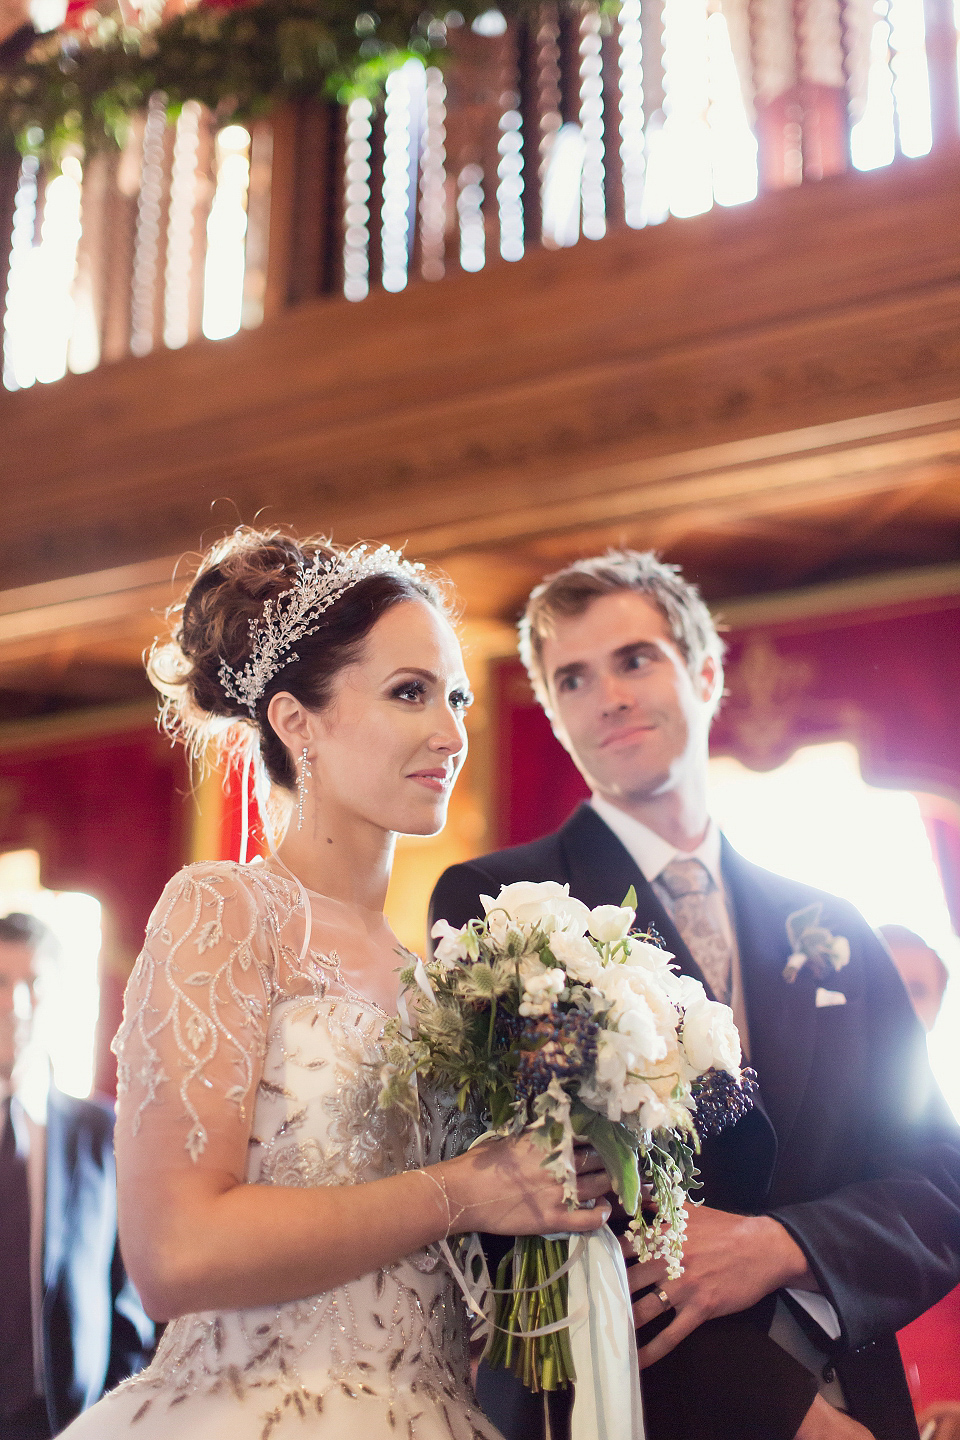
left=2, top=0, right=959, bottom=392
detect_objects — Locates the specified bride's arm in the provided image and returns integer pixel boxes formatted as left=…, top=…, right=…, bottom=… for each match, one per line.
left=121, top=1134, right=611, bottom=1320
left=116, top=866, right=610, bottom=1322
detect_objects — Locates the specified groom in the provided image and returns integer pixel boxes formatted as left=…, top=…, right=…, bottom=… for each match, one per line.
left=430, top=551, right=960, bottom=1440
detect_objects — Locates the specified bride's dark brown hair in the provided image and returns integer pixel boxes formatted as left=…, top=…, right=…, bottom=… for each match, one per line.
left=148, top=527, right=449, bottom=789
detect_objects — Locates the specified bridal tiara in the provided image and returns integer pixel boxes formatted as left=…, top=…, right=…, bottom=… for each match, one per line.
left=218, top=543, right=425, bottom=716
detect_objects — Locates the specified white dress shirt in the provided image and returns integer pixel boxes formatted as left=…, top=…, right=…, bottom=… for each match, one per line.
left=589, top=795, right=750, bottom=1052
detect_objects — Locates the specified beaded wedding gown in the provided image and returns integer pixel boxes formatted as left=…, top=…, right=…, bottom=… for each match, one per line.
left=62, top=861, right=502, bottom=1440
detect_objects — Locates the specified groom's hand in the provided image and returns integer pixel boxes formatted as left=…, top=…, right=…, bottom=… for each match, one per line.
left=622, top=1205, right=815, bottom=1368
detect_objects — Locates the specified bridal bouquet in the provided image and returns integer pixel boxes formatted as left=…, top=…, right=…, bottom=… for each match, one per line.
left=379, top=880, right=757, bottom=1395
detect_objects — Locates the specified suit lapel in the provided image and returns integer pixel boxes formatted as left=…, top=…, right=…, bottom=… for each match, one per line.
left=557, top=804, right=717, bottom=995
left=722, top=837, right=816, bottom=1152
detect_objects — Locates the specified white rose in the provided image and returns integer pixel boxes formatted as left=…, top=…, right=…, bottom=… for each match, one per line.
left=588, top=904, right=636, bottom=943
left=549, top=893, right=593, bottom=937
left=481, top=881, right=590, bottom=937
left=611, top=994, right=668, bottom=1068
left=548, top=929, right=602, bottom=983
left=430, top=918, right=469, bottom=969
left=674, top=974, right=707, bottom=1009
left=623, top=936, right=675, bottom=971
left=682, top=999, right=742, bottom=1077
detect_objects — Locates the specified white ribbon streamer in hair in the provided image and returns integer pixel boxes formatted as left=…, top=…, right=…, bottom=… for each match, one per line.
left=240, top=747, right=314, bottom=964
left=239, top=746, right=252, bottom=867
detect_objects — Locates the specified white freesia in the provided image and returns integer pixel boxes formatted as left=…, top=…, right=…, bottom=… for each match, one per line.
left=519, top=965, right=565, bottom=1017
left=588, top=904, right=636, bottom=943
left=481, top=880, right=592, bottom=938
left=682, top=997, right=742, bottom=1076
left=548, top=929, right=603, bottom=983
left=430, top=918, right=470, bottom=969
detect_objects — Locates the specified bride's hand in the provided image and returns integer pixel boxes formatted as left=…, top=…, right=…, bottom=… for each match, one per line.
left=437, top=1135, right=612, bottom=1237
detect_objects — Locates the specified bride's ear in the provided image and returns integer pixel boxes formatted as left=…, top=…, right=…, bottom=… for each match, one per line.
left=266, top=692, right=314, bottom=767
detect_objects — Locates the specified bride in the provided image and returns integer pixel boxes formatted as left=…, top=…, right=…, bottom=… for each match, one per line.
left=61, top=528, right=611, bottom=1440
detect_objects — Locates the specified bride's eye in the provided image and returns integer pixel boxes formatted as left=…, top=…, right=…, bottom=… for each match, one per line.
left=450, top=689, right=474, bottom=712
left=392, top=679, right=427, bottom=703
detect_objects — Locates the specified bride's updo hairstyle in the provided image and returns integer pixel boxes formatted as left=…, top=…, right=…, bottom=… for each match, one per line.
left=148, top=526, right=449, bottom=789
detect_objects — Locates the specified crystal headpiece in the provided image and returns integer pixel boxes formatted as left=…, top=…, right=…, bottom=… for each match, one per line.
left=218, top=543, right=425, bottom=716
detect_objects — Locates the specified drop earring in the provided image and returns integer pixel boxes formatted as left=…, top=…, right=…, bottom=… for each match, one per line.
left=297, top=748, right=311, bottom=832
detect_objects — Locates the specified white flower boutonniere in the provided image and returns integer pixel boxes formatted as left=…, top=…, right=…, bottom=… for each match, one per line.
left=783, top=904, right=851, bottom=983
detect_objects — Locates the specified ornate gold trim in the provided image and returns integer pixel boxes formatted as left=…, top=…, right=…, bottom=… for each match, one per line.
left=715, top=563, right=960, bottom=630
left=0, top=701, right=159, bottom=753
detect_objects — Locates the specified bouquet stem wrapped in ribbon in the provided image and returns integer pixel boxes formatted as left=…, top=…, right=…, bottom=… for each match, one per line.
left=379, top=881, right=757, bottom=1403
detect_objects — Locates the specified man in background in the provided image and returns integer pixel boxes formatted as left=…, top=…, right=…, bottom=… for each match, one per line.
left=431, top=551, right=960, bottom=1440
left=880, top=924, right=949, bottom=1035
left=0, top=912, right=153, bottom=1438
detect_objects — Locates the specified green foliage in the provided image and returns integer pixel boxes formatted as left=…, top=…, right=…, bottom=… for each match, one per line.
left=570, top=1100, right=642, bottom=1216
left=0, top=0, right=544, bottom=160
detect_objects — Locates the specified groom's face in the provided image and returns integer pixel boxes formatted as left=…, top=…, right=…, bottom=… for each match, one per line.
left=540, top=590, right=717, bottom=804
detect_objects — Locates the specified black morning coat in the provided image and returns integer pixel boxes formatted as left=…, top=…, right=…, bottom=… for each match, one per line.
left=43, top=1088, right=155, bottom=1432
left=429, top=803, right=960, bottom=1440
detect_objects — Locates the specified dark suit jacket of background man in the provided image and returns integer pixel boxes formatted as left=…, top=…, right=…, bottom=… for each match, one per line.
left=42, top=1087, right=154, bottom=1433
left=430, top=803, right=960, bottom=1440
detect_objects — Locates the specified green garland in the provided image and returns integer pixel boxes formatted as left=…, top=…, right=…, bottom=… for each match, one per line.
left=0, top=0, right=536, bottom=160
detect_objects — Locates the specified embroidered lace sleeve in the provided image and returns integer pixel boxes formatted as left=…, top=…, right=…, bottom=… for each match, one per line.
left=113, top=863, right=273, bottom=1166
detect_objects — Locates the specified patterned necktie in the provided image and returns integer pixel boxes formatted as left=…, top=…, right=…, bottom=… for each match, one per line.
left=655, top=857, right=733, bottom=1004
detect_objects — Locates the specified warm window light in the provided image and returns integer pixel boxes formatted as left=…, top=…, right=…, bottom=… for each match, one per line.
left=2, top=156, right=83, bottom=390
left=852, top=0, right=932, bottom=169
left=0, top=850, right=101, bottom=1102
left=457, top=164, right=486, bottom=271
left=707, top=742, right=960, bottom=1118
left=497, top=108, right=525, bottom=261
left=343, top=97, right=375, bottom=302
left=381, top=61, right=427, bottom=293
left=201, top=124, right=252, bottom=341
left=660, top=0, right=714, bottom=219
left=618, top=0, right=646, bottom=230
left=705, top=8, right=757, bottom=207
left=541, top=124, right=586, bottom=248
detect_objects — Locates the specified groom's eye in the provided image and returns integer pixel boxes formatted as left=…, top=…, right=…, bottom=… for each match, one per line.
left=622, top=647, right=657, bottom=673
left=556, top=672, right=584, bottom=693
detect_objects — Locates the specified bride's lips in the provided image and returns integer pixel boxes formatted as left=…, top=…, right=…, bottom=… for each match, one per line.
left=407, top=768, right=452, bottom=793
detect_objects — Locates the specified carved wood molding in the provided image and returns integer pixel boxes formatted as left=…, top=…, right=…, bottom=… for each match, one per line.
left=3, top=147, right=960, bottom=620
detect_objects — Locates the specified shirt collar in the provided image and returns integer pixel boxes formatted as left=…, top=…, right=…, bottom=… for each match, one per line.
left=589, top=794, right=723, bottom=887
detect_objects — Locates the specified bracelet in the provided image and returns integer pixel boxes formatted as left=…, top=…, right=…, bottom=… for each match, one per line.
left=416, top=1167, right=453, bottom=1238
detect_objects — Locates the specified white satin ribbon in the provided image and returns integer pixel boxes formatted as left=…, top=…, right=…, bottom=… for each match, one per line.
left=398, top=983, right=645, bottom=1434
left=567, top=1224, right=646, bottom=1440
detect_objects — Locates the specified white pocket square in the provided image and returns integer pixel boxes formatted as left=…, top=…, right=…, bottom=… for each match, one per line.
left=815, top=988, right=846, bottom=1008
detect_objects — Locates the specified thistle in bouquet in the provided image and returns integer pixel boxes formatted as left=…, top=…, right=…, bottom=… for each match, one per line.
left=379, top=880, right=757, bottom=1394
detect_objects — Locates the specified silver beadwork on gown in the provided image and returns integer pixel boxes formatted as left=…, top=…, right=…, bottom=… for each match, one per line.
left=60, top=862, right=501, bottom=1440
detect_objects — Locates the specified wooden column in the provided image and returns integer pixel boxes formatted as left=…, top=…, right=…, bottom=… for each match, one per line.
left=0, top=147, right=20, bottom=313
left=924, top=0, right=960, bottom=149
left=285, top=97, right=346, bottom=304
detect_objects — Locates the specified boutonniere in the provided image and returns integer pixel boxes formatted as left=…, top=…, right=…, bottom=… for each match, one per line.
left=783, top=904, right=851, bottom=983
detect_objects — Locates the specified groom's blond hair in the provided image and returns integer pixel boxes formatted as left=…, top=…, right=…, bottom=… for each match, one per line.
left=518, top=550, right=724, bottom=714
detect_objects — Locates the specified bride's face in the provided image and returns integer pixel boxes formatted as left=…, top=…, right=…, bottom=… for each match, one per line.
left=306, top=598, right=471, bottom=837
